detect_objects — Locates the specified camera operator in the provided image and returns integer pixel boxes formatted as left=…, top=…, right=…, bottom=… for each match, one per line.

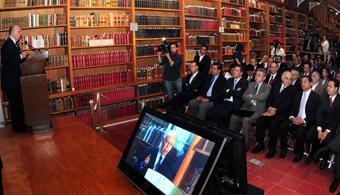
left=158, top=42, right=183, bottom=99
left=271, top=41, right=286, bottom=60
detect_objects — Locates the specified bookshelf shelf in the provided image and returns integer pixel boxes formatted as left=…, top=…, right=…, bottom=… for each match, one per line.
left=70, top=26, right=130, bottom=29
left=21, top=45, right=68, bottom=52
left=186, top=45, right=219, bottom=47
left=134, top=8, right=181, bottom=12
left=185, top=29, right=218, bottom=32
left=138, top=92, right=166, bottom=100
left=50, top=109, right=75, bottom=115
left=48, top=91, right=74, bottom=99
left=221, top=2, right=245, bottom=7
left=138, top=25, right=181, bottom=28
left=222, top=15, right=246, bottom=19
left=0, top=25, right=68, bottom=32
left=221, top=40, right=247, bottom=43
left=135, top=79, right=163, bottom=85
left=72, top=62, right=134, bottom=70
left=224, top=28, right=247, bottom=31
left=71, top=44, right=132, bottom=50
left=136, top=37, right=183, bottom=41
left=185, top=14, right=218, bottom=19
left=0, top=4, right=67, bottom=11
left=249, top=7, right=266, bottom=11
left=70, top=7, right=131, bottom=10
left=45, top=66, right=69, bottom=70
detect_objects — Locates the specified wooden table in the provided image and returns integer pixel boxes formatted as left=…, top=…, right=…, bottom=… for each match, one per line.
left=0, top=116, right=140, bottom=195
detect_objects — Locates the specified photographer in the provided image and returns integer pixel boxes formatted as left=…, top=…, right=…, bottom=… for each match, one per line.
left=158, top=42, right=183, bottom=99
left=271, top=41, right=286, bottom=59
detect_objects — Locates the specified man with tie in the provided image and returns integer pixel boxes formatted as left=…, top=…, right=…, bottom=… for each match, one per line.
left=305, top=79, right=340, bottom=168
left=193, top=45, right=212, bottom=76
left=301, top=62, right=312, bottom=77
left=206, top=65, right=248, bottom=128
left=229, top=69, right=271, bottom=150
left=188, top=63, right=226, bottom=120
left=251, top=71, right=297, bottom=158
left=311, top=70, right=326, bottom=96
left=1, top=25, right=33, bottom=133
left=277, top=76, right=320, bottom=162
left=135, top=130, right=178, bottom=181
left=166, top=61, right=205, bottom=112
left=265, top=62, right=281, bottom=86
left=291, top=68, right=301, bottom=91
left=246, top=64, right=255, bottom=82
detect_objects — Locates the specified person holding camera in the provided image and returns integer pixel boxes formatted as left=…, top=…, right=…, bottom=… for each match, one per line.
left=158, top=42, right=183, bottom=99
left=270, top=41, right=286, bottom=60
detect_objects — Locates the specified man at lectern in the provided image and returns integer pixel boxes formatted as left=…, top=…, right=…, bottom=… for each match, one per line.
left=1, top=25, right=32, bottom=133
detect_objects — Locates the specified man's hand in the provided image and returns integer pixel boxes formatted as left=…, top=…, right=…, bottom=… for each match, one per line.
left=200, top=98, right=209, bottom=103
left=196, top=96, right=203, bottom=101
left=318, top=130, right=323, bottom=140
left=292, top=117, right=304, bottom=125
left=165, top=52, right=170, bottom=59
left=21, top=51, right=31, bottom=58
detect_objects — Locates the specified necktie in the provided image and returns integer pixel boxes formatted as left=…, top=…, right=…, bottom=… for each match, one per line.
left=233, top=79, right=237, bottom=90
left=330, top=97, right=333, bottom=112
left=154, top=156, right=163, bottom=171
left=269, top=75, right=274, bottom=85
left=206, top=76, right=216, bottom=97
left=254, top=84, right=259, bottom=95
left=298, top=92, right=307, bottom=118
left=279, top=85, right=285, bottom=93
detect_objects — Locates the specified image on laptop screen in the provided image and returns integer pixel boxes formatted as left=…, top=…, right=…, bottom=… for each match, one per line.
left=125, top=113, right=216, bottom=195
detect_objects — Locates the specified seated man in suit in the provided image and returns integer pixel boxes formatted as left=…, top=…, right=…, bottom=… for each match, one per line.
left=305, top=79, right=340, bottom=168
left=188, top=63, right=226, bottom=120
left=251, top=71, right=297, bottom=159
left=311, top=70, right=326, bottom=96
left=246, top=64, right=255, bottom=82
left=277, top=76, right=320, bottom=162
left=206, top=65, right=248, bottom=129
left=193, top=44, right=212, bottom=76
left=259, top=55, right=269, bottom=69
left=135, top=130, right=178, bottom=181
left=167, top=61, right=205, bottom=113
left=265, top=62, right=281, bottom=86
left=291, top=68, right=301, bottom=91
left=229, top=69, right=271, bottom=150
left=275, top=56, right=288, bottom=74
left=301, top=62, right=312, bottom=77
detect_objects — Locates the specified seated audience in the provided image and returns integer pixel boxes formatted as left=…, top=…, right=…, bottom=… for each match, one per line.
left=259, top=55, right=269, bottom=69
left=206, top=65, right=248, bottom=129
left=265, top=62, right=281, bottom=86
left=167, top=61, right=205, bottom=113
left=311, top=70, right=326, bottom=96
left=188, top=63, right=226, bottom=120
left=251, top=71, right=297, bottom=159
left=291, top=68, right=301, bottom=91
left=246, top=64, right=255, bottom=82
left=321, top=67, right=331, bottom=87
left=301, top=62, right=312, bottom=77
left=229, top=69, right=271, bottom=150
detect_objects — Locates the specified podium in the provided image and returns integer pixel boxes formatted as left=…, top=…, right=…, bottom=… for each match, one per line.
left=20, top=51, right=52, bottom=132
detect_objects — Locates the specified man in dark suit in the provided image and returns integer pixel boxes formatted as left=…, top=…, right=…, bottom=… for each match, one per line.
left=194, top=45, right=211, bottom=76
left=246, top=64, right=255, bottom=82
left=275, top=56, right=288, bottom=74
left=300, top=62, right=312, bottom=78
left=167, top=61, right=205, bottom=113
left=305, top=79, right=340, bottom=168
left=278, top=76, right=320, bottom=162
left=251, top=71, right=297, bottom=159
left=291, top=68, right=301, bottom=91
left=265, top=62, right=281, bottom=86
left=188, top=63, right=226, bottom=120
left=135, top=130, right=178, bottom=181
left=229, top=69, right=271, bottom=150
left=206, top=65, right=248, bottom=128
left=1, top=25, right=32, bottom=133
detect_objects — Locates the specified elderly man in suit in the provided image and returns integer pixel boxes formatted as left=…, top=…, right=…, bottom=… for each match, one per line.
left=229, top=69, right=271, bottom=150
left=188, top=63, right=226, bottom=120
left=167, top=61, right=205, bottom=113
left=206, top=65, right=248, bottom=129
left=251, top=71, right=297, bottom=158
left=135, top=130, right=178, bottom=181
left=291, top=68, right=301, bottom=91
left=193, top=44, right=212, bottom=76
left=265, top=62, right=281, bottom=86
left=311, top=70, right=326, bottom=96
left=1, top=25, right=33, bottom=133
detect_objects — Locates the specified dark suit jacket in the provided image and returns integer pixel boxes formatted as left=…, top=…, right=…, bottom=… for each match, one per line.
left=194, top=55, right=211, bottom=76
left=317, top=94, right=340, bottom=133
left=183, top=72, right=205, bottom=95
left=290, top=90, right=320, bottom=127
left=277, top=62, right=288, bottom=74
left=200, top=74, right=227, bottom=104
left=1, top=38, right=25, bottom=91
left=293, top=79, right=301, bottom=91
left=220, top=77, right=248, bottom=109
left=135, top=146, right=177, bottom=181
left=265, top=72, right=282, bottom=86
left=267, top=83, right=297, bottom=120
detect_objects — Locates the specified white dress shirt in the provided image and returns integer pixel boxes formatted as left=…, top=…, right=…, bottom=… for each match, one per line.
left=189, top=72, right=198, bottom=84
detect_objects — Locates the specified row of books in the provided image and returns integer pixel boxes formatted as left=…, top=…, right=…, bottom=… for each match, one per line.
left=185, top=18, right=218, bottom=31
left=222, top=0, right=245, bottom=6
left=250, top=38, right=267, bottom=51
left=270, top=24, right=283, bottom=34
left=48, top=77, right=71, bottom=93
left=248, top=0, right=265, bottom=10
left=185, top=49, right=218, bottom=61
left=285, top=28, right=295, bottom=35
left=47, top=54, right=68, bottom=69
left=221, top=32, right=246, bottom=42
left=50, top=96, right=74, bottom=113
left=285, top=19, right=295, bottom=28
left=185, top=6, right=217, bottom=17
left=0, top=14, right=66, bottom=30
left=20, top=33, right=68, bottom=49
left=136, top=27, right=180, bottom=38
left=136, top=44, right=158, bottom=56
left=72, top=50, right=131, bottom=68
left=136, top=14, right=179, bottom=25
left=270, top=15, right=283, bottom=24
left=70, top=13, right=129, bottom=27
left=71, top=0, right=129, bottom=7
left=250, top=13, right=265, bottom=23
left=269, top=3, right=283, bottom=15
left=222, top=7, right=246, bottom=17
left=222, top=19, right=247, bottom=29
left=73, top=70, right=132, bottom=90
left=71, top=32, right=130, bottom=47
left=135, top=0, right=179, bottom=10
left=137, top=82, right=163, bottom=96
left=136, top=64, right=163, bottom=80
left=185, top=34, right=218, bottom=46
left=139, top=96, right=167, bottom=111
left=1, top=0, right=65, bottom=7
left=250, top=28, right=266, bottom=37
left=222, top=44, right=245, bottom=55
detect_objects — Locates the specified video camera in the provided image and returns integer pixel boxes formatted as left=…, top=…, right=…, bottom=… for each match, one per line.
left=157, top=38, right=170, bottom=53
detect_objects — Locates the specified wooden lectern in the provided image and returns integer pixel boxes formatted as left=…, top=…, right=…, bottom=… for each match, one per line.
left=20, top=51, right=52, bottom=132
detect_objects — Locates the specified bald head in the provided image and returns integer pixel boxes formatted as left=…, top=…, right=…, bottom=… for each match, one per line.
left=9, top=25, right=22, bottom=41
left=161, top=131, right=177, bottom=156
left=281, top=71, right=293, bottom=87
